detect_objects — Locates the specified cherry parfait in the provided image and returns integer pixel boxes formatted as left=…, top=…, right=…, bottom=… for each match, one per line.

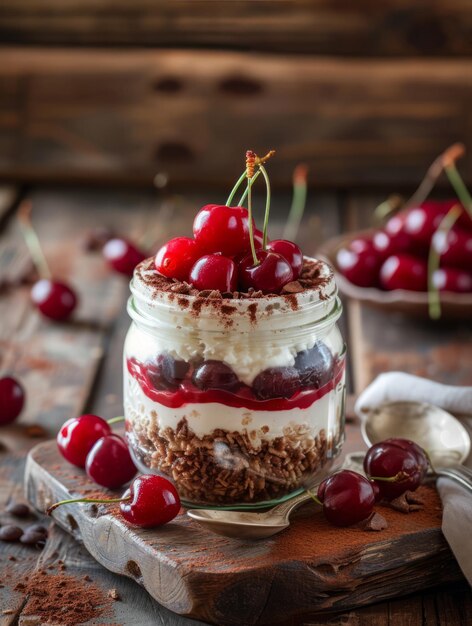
left=124, top=150, right=346, bottom=508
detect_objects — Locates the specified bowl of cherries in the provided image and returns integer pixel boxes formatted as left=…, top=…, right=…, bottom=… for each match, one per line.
left=320, top=198, right=472, bottom=321
left=320, top=144, right=472, bottom=320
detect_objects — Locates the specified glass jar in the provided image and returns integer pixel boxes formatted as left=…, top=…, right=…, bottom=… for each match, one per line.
left=124, top=257, right=346, bottom=508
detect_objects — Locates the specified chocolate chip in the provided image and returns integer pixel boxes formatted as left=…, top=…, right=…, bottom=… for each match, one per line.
left=361, top=512, right=388, bottom=531
left=0, top=525, right=23, bottom=541
left=6, top=502, right=31, bottom=517
left=389, top=490, right=425, bottom=513
left=24, top=524, right=48, bottom=537
left=20, top=531, right=47, bottom=547
left=282, top=280, right=304, bottom=294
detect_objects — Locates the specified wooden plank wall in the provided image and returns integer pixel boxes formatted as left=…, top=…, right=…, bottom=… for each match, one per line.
left=0, top=1, right=471, bottom=56
left=0, top=2, right=471, bottom=188
left=0, top=49, right=471, bottom=188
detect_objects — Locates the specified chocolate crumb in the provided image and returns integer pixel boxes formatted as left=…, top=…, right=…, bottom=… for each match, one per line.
left=389, top=490, right=425, bottom=513
left=8, top=555, right=17, bottom=561
left=282, top=280, right=304, bottom=294
left=83, top=575, right=92, bottom=581
left=2, top=609, right=14, bottom=615
left=108, top=588, right=121, bottom=601
left=360, top=512, right=388, bottom=531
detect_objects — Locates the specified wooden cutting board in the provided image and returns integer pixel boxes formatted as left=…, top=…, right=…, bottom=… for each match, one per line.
left=25, top=440, right=463, bottom=626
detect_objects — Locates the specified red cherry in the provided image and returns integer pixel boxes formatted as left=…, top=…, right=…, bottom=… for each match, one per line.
left=193, top=204, right=254, bottom=257
left=120, top=475, right=180, bottom=528
left=86, top=434, right=137, bottom=489
left=336, top=238, right=381, bottom=288
left=155, top=237, right=200, bottom=282
left=433, top=268, right=472, bottom=293
left=189, top=254, right=237, bottom=292
left=57, top=414, right=111, bottom=468
left=380, top=254, right=427, bottom=291
left=432, top=227, right=472, bottom=271
left=252, top=367, right=301, bottom=400
left=266, top=239, right=303, bottom=279
left=404, top=200, right=472, bottom=245
left=192, top=360, right=240, bottom=392
left=294, top=342, right=334, bottom=389
left=316, top=470, right=376, bottom=527
left=372, top=229, right=412, bottom=259
left=102, top=238, right=146, bottom=277
left=0, top=376, right=25, bottom=425
left=239, top=250, right=293, bottom=294
left=146, top=354, right=189, bottom=391
left=364, top=438, right=428, bottom=501
left=31, top=279, right=77, bottom=321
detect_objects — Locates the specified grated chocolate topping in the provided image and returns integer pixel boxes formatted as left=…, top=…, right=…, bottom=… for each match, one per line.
left=134, top=256, right=334, bottom=324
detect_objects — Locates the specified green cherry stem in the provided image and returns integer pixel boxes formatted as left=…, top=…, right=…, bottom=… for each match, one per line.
left=247, top=177, right=259, bottom=266
left=306, top=489, right=322, bottom=506
left=367, top=471, right=409, bottom=483
left=427, top=204, right=462, bottom=320
left=259, top=165, right=271, bottom=249
left=47, top=495, right=130, bottom=516
left=238, top=170, right=261, bottom=206
left=18, top=200, right=52, bottom=280
left=107, top=416, right=125, bottom=425
left=226, top=171, right=247, bottom=207
left=444, top=163, right=472, bottom=218
left=283, top=164, right=308, bottom=241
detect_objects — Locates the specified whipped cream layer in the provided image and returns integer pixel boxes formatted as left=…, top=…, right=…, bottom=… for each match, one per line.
left=125, top=374, right=344, bottom=446
left=127, top=256, right=340, bottom=385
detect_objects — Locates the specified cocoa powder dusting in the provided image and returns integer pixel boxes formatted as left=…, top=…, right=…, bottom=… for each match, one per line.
left=13, top=570, right=112, bottom=625
left=135, top=256, right=333, bottom=320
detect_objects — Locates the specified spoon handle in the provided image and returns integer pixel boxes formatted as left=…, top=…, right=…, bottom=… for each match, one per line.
left=269, top=490, right=314, bottom=520
left=435, top=466, right=472, bottom=493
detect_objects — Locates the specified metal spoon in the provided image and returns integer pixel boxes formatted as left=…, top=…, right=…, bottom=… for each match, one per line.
left=186, top=457, right=360, bottom=540
left=360, top=400, right=472, bottom=493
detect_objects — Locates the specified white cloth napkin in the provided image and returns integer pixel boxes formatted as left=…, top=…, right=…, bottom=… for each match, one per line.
left=355, top=372, right=472, bottom=585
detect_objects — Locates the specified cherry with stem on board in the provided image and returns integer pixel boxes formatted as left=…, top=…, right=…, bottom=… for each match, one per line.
left=47, top=474, right=181, bottom=528
left=18, top=201, right=78, bottom=321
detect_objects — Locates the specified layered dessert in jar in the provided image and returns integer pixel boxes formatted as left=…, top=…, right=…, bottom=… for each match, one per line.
left=124, top=151, right=346, bottom=507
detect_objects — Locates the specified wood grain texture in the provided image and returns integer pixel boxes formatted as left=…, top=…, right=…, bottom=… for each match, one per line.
left=0, top=1, right=471, bottom=56
left=26, top=439, right=463, bottom=626
left=1, top=48, right=471, bottom=187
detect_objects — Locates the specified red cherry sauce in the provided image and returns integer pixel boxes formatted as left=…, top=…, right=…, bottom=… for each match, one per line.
left=127, top=356, right=345, bottom=412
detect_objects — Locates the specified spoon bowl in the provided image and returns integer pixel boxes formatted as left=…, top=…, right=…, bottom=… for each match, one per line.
left=361, top=401, right=471, bottom=466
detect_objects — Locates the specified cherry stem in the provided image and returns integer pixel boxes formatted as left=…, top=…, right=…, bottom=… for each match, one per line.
left=107, top=416, right=125, bottom=425
left=259, top=165, right=272, bottom=249
left=17, top=200, right=52, bottom=280
left=373, top=194, right=404, bottom=223
left=283, top=164, right=308, bottom=241
left=444, top=163, right=472, bottom=219
left=238, top=170, right=261, bottom=206
left=47, top=495, right=130, bottom=516
left=368, top=471, right=409, bottom=483
left=305, top=489, right=322, bottom=506
left=427, top=204, right=462, bottom=320
left=226, top=171, right=247, bottom=207
left=247, top=177, right=259, bottom=266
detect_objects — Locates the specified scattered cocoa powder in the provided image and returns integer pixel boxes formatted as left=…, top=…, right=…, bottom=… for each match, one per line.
left=17, top=570, right=112, bottom=625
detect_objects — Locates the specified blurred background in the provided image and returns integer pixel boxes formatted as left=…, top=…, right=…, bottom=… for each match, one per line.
left=0, top=1, right=471, bottom=191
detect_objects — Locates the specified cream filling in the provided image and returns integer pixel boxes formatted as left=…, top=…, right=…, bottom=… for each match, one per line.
left=125, top=375, right=344, bottom=447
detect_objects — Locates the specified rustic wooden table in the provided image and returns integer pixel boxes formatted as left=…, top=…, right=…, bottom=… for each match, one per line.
left=0, top=185, right=471, bottom=625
